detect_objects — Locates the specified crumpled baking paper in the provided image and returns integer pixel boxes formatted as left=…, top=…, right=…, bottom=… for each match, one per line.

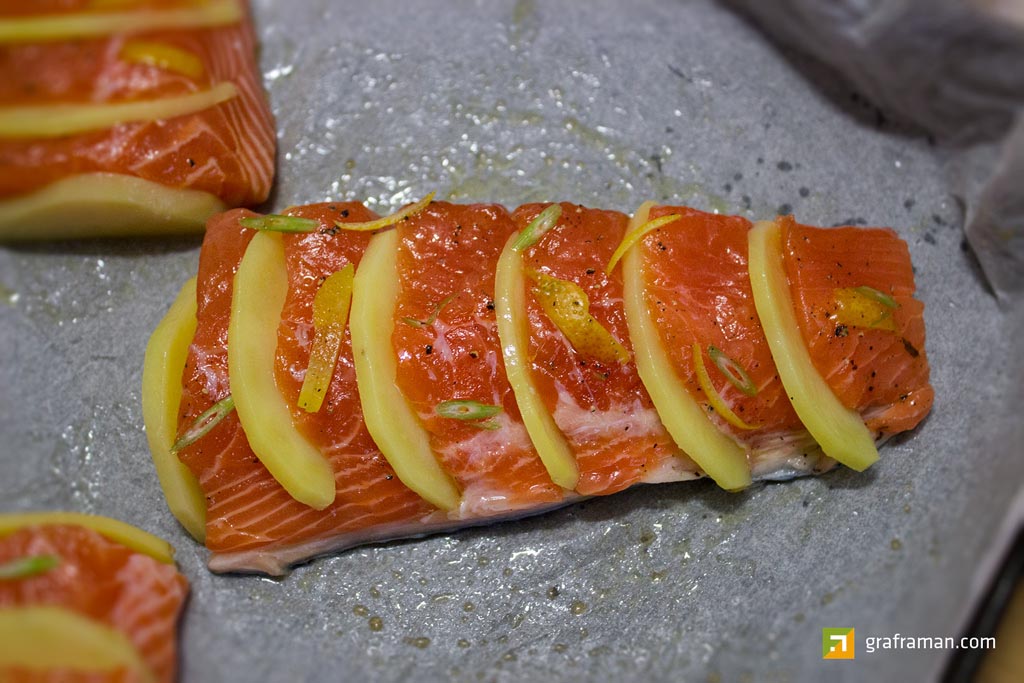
left=724, top=0, right=1024, bottom=303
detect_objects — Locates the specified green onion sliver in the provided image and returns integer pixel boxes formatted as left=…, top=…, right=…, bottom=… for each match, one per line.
left=708, top=346, right=759, bottom=397
left=0, top=555, right=60, bottom=581
left=851, top=285, right=898, bottom=310
left=171, top=394, right=235, bottom=454
left=239, top=214, right=319, bottom=233
left=401, top=292, right=459, bottom=329
left=511, top=204, right=562, bottom=252
left=436, top=400, right=503, bottom=421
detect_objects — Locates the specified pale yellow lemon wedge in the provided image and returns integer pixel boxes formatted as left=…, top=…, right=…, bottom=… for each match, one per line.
left=350, top=229, right=461, bottom=511
left=141, top=277, right=206, bottom=542
left=0, top=82, right=238, bottom=139
left=494, top=233, right=580, bottom=491
left=0, top=512, right=174, bottom=565
left=0, top=606, right=155, bottom=682
left=228, top=231, right=336, bottom=510
left=747, top=219, right=879, bottom=471
left=621, top=201, right=751, bottom=490
left=0, top=0, right=241, bottom=44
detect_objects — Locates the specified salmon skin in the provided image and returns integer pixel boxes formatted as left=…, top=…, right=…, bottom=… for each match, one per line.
left=171, top=201, right=932, bottom=574
left=0, top=522, right=188, bottom=683
left=0, top=0, right=274, bottom=233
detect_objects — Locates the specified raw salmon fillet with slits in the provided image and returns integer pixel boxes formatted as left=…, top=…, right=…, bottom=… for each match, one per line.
left=643, top=205, right=829, bottom=476
left=781, top=216, right=933, bottom=435
left=0, top=524, right=188, bottom=683
left=392, top=202, right=565, bottom=515
left=164, top=200, right=933, bottom=574
left=177, top=205, right=442, bottom=574
left=512, top=203, right=696, bottom=495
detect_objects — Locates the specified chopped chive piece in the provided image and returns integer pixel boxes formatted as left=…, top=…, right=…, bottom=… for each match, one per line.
left=335, top=192, right=435, bottom=232
left=401, top=292, right=459, bottom=328
left=239, top=215, right=319, bottom=233
left=708, top=345, right=759, bottom=397
left=605, top=213, right=681, bottom=274
left=693, top=344, right=760, bottom=430
left=511, top=204, right=562, bottom=251
left=0, top=555, right=60, bottom=581
left=851, top=285, right=898, bottom=309
left=435, top=400, right=503, bottom=421
left=472, top=418, right=502, bottom=431
left=171, top=394, right=235, bottom=454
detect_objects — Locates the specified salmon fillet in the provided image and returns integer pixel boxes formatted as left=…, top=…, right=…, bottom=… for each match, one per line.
left=168, top=201, right=933, bottom=574
left=512, top=203, right=694, bottom=495
left=393, top=202, right=564, bottom=514
left=644, top=206, right=828, bottom=476
left=0, top=524, right=188, bottom=683
left=177, top=205, right=442, bottom=574
left=0, top=0, right=274, bottom=208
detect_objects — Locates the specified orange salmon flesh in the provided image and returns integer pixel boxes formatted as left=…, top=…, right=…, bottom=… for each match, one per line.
left=172, top=202, right=933, bottom=574
left=0, top=0, right=274, bottom=206
left=0, top=524, right=188, bottom=683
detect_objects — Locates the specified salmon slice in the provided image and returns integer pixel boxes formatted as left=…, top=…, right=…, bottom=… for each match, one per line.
left=392, top=202, right=564, bottom=514
left=511, top=203, right=695, bottom=495
left=0, top=524, right=188, bottom=683
left=177, top=205, right=441, bottom=574
left=0, top=0, right=274, bottom=208
left=642, top=206, right=828, bottom=476
left=166, top=201, right=933, bottom=574
left=782, top=217, right=933, bottom=435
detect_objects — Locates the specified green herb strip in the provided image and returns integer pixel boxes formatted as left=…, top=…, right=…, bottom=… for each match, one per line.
left=511, top=204, right=562, bottom=251
left=0, top=555, right=60, bottom=581
left=708, top=346, right=759, bottom=397
left=239, top=215, right=319, bottom=233
left=171, top=394, right=236, bottom=453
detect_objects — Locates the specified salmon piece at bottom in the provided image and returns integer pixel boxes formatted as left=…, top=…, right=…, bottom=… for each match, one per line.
left=0, top=525, right=188, bottom=683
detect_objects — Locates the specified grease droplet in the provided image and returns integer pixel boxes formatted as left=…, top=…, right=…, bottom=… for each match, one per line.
left=891, top=539, right=903, bottom=551
left=405, top=636, right=431, bottom=649
left=352, top=604, right=368, bottom=617
left=368, top=616, right=384, bottom=632
left=571, top=600, right=588, bottom=615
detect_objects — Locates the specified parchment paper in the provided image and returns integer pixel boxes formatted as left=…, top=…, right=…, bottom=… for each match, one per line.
left=1, top=1, right=1021, bottom=681
left=725, top=0, right=1024, bottom=302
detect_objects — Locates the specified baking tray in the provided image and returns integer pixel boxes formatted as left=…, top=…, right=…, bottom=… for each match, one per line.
left=1, top=0, right=1021, bottom=680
